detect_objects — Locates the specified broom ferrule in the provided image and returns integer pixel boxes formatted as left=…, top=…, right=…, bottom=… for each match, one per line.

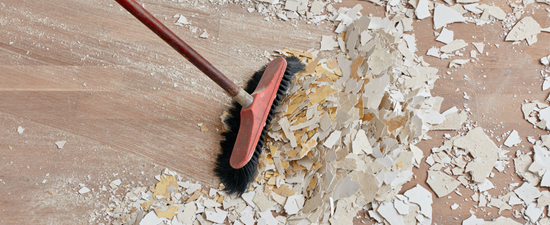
left=233, top=88, right=253, bottom=108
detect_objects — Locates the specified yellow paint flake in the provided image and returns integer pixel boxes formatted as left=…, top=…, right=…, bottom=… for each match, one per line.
left=294, top=129, right=308, bottom=145
left=315, top=64, right=328, bottom=77
left=309, top=86, right=338, bottom=105
left=293, top=114, right=308, bottom=126
left=385, top=116, right=407, bottom=132
left=328, top=107, right=338, bottom=118
left=200, top=125, right=208, bottom=132
left=287, top=90, right=307, bottom=115
left=313, top=162, right=323, bottom=171
left=47, top=190, right=53, bottom=195
left=273, top=185, right=295, bottom=197
left=363, top=112, right=376, bottom=121
left=396, top=161, right=404, bottom=168
left=307, top=176, right=317, bottom=193
left=282, top=160, right=290, bottom=169
left=304, top=59, right=319, bottom=74
left=269, top=143, right=278, bottom=156
left=268, top=176, right=277, bottom=185
left=217, top=195, right=224, bottom=203
left=299, top=139, right=318, bottom=158
left=334, top=67, right=343, bottom=75
left=356, top=98, right=364, bottom=117
left=293, top=161, right=306, bottom=171
left=266, top=154, right=274, bottom=164
left=350, top=56, right=364, bottom=80
left=141, top=200, right=154, bottom=208
left=186, top=190, right=202, bottom=204
left=317, top=75, right=333, bottom=82
left=283, top=48, right=314, bottom=58
left=153, top=175, right=179, bottom=200
left=326, top=59, right=338, bottom=69
left=157, top=205, right=178, bottom=219
left=286, top=150, right=298, bottom=158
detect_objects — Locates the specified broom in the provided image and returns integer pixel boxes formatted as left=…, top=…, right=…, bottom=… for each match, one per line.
left=115, top=0, right=304, bottom=196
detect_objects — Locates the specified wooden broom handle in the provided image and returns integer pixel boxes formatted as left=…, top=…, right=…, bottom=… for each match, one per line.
left=115, top=0, right=240, bottom=97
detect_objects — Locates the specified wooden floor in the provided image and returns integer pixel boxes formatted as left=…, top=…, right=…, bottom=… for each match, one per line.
left=0, top=0, right=549, bottom=224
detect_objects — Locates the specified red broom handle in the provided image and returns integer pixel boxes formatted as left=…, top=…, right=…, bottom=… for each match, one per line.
left=115, top=0, right=240, bottom=97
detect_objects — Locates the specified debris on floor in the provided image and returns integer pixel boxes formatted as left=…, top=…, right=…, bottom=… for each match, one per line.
left=95, top=0, right=550, bottom=224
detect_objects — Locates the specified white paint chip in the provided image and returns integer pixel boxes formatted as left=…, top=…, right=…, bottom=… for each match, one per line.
left=394, top=199, right=409, bottom=215
left=404, top=185, right=433, bottom=218
left=453, top=127, right=499, bottom=183
left=427, top=170, right=460, bottom=197
left=205, top=208, right=228, bottom=223
left=525, top=203, right=543, bottom=222
left=542, top=78, right=550, bottom=91
left=174, top=15, right=191, bottom=25
left=259, top=210, right=279, bottom=225
left=464, top=4, right=483, bottom=14
left=55, top=141, right=67, bottom=149
left=110, top=179, right=122, bottom=188
left=472, top=42, right=485, bottom=54
left=323, top=130, right=341, bottom=148
left=508, top=196, right=523, bottom=205
left=279, top=117, right=297, bottom=147
left=333, top=176, right=362, bottom=200
left=505, top=17, right=541, bottom=42
left=377, top=201, right=404, bottom=225
left=410, top=144, right=424, bottom=167
left=514, top=182, right=541, bottom=203
left=241, top=191, right=256, bottom=208
left=140, top=211, right=165, bottom=225
left=541, top=171, right=550, bottom=187
left=478, top=179, right=494, bottom=192
left=433, top=4, right=466, bottom=29
left=436, top=28, right=454, bottom=44
left=17, top=126, right=24, bottom=134
left=352, top=130, right=372, bottom=155
left=415, top=0, right=431, bottom=20
left=78, top=187, right=91, bottom=194
left=199, top=30, right=209, bottom=39
left=284, top=195, right=305, bottom=215
left=440, top=39, right=468, bottom=53
left=504, top=130, right=521, bottom=147
left=320, top=36, right=339, bottom=51
left=478, top=5, right=506, bottom=20
left=426, top=47, right=440, bottom=58
left=450, top=203, right=459, bottom=210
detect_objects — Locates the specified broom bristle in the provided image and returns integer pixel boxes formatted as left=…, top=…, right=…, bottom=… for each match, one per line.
left=214, top=56, right=304, bottom=196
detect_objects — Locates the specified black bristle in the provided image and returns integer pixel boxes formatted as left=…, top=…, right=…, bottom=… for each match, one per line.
left=214, top=56, right=304, bottom=196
